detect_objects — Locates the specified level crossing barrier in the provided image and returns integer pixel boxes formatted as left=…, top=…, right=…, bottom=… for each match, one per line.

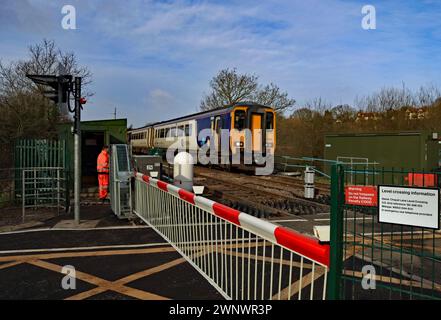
left=133, top=172, right=330, bottom=300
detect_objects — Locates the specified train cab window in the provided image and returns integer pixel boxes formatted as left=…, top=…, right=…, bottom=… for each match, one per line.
left=185, top=124, right=191, bottom=136
left=178, top=125, right=185, bottom=136
left=266, top=112, right=274, bottom=129
left=234, top=110, right=246, bottom=130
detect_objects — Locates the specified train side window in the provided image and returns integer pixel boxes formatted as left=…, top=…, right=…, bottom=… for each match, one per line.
left=266, top=112, right=274, bottom=129
left=234, top=110, right=246, bottom=130
left=185, top=124, right=190, bottom=136
left=178, top=125, right=184, bottom=136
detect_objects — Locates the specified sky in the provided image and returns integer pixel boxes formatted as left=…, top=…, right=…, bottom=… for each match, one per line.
left=1, top=0, right=441, bottom=127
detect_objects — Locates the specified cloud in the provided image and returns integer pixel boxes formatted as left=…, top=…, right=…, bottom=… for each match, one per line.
left=1, top=0, right=441, bottom=127
left=145, top=88, right=174, bottom=111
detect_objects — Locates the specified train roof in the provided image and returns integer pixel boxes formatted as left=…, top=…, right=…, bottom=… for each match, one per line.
left=129, top=102, right=272, bottom=132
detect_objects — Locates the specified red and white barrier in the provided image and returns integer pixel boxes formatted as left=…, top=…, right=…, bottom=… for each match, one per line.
left=136, top=172, right=330, bottom=266
left=134, top=173, right=330, bottom=299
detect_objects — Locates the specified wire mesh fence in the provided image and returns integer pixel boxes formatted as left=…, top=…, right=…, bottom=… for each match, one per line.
left=329, top=164, right=441, bottom=300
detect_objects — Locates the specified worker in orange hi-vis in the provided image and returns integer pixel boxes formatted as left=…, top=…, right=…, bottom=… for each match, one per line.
left=97, top=145, right=110, bottom=202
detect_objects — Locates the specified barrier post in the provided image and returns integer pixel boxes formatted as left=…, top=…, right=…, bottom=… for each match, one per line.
left=327, top=164, right=344, bottom=299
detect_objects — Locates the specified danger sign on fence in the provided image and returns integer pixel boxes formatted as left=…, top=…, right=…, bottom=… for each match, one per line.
left=345, top=186, right=378, bottom=207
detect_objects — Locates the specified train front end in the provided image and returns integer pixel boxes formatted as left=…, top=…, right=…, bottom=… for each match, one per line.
left=230, top=104, right=276, bottom=166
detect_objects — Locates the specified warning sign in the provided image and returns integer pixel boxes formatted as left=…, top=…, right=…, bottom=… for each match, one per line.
left=378, top=185, right=440, bottom=229
left=345, top=186, right=378, bottom=207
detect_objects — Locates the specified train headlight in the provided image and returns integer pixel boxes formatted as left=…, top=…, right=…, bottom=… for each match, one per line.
left=266, top=142, right=273, bottom=147
left=235, top=141, right=244, bottom=147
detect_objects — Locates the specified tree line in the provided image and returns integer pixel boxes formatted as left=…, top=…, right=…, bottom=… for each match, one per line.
left=277, top=85, right=441, bottom=158
left=1, top=40, right=440, bottom=165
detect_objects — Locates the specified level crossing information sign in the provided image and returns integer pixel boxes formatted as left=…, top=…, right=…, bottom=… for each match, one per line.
left=378, top=185, right=440, bottom=229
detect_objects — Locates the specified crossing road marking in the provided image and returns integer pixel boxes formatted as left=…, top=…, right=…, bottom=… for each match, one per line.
left=28, top=259, right=169, bottom=300
left=0, top=225, right=151, bottom=236
left=0, top=242, right=169, bottom=255
left=0, top=246, right=176, bottom=263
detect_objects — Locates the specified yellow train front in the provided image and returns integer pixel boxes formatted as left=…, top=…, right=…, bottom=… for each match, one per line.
left=128, top=103, right=276, bottom=169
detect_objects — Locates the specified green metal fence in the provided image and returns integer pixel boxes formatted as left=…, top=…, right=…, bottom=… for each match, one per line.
left=328, top=164, right=441, bottom=300
left=15, top=139, right=66, bottom=169
left=14, top=139, right=68, bottom=207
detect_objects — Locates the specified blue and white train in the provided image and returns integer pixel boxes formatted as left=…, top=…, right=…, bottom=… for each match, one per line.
left=128, top=102, right=276, bottom=167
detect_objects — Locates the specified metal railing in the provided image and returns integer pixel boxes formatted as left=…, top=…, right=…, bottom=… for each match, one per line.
left=22, top=167, right=67, bottom=222
left=275, top=156, right=332, bottom=179
left=133, top=172, right=330, bottom=300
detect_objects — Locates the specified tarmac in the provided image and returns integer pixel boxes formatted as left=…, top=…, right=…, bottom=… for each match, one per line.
left=0, top=205, right=223, bottom=300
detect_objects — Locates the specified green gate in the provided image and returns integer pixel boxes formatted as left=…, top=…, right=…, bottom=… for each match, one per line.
left=328, top=164, right=441, bottom=300
left=14, top=139, right=69, bottom=207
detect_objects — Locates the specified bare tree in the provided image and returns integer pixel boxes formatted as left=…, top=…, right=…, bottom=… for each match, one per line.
left=416, top=84, right=441, bottom=107
left=252, top=83, right=296, bottom=113
left=0, top=39, right=92, bottom=97
left=0, top=39, right=93, bottom=143
left=200, top=68, right=295, bottom=113
left=355, top=83, right=416, bottom=112
left=304, top=97, right=332, bottom=113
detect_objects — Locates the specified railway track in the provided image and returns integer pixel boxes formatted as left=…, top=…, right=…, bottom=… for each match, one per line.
left=193, top=166, right=330, bottom=218
left=161, top=162, right=331, bottom=218
left=250, top=174, right=330, bottom=195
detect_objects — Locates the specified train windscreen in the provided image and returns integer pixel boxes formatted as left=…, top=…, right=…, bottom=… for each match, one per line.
left=266, top=112, right=274, bottom=129
left=234, top=110, right=246, bottom=130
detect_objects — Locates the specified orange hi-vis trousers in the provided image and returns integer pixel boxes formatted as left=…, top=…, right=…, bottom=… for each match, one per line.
left=97, top=150, right=109, bottom=200
left=98, top=173, right=109, bottom=199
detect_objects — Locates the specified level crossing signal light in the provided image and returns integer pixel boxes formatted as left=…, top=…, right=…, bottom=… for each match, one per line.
left=26, top=74, right=85, bottom=134
left=26, top=73, right=84, bottom=224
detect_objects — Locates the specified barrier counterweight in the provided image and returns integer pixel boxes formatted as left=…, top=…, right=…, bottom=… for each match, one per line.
left=134, top=172, right=330, bottom=300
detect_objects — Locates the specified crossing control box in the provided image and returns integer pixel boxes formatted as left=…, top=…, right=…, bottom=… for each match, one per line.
left=110, top=144, right=133, bottom=219
left=133, top=155, right=163, bottom=179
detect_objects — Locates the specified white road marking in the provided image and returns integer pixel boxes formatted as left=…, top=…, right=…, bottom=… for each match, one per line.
left=268, top=219, right=308, bottom=223
left=0, top=242, right=169, bottom=255
left=0, top=225, right=150, bottom=236
left=314, top=217, right=366, bottom=221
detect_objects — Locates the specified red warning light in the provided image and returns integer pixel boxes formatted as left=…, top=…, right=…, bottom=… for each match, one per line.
left=79, top=97, right=87, bottom=104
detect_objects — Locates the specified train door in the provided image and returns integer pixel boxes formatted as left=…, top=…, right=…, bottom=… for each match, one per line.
left=250, top=113, right=263, bottom=153
left=212, top=116, right=221, bottom=152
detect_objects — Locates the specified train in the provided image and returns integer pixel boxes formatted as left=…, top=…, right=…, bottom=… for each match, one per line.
left=128, top=102, right=276, bottom=168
